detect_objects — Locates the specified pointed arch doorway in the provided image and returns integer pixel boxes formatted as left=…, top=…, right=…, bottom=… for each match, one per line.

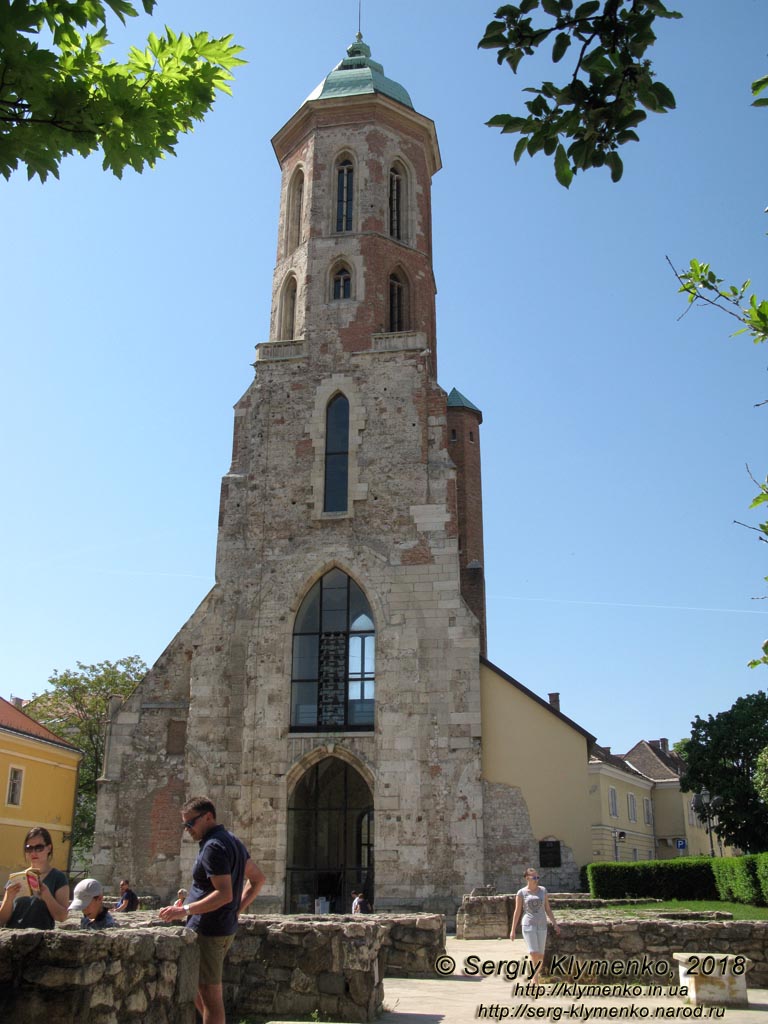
left=286, top=756, right=374, bottom=913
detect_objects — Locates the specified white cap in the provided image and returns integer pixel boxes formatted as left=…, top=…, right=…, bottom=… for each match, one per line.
left=69, top=877, right=103, bottom=911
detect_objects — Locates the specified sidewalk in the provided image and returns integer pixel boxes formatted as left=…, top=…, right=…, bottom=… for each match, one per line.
left=378, top=937, right=768, bottom=1024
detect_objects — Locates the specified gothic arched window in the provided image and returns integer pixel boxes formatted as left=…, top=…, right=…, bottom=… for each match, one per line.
left=389, top=163, right=406, bottom=240
left=290, top=569, right=375, bottom=731
left=280, top=277, right=297, bottom=339
left=388, top=273, right=408, bottom=333
left=332, top=265, right=352, bottom=300
left=287, top=169, right=304, bottom=251
left=324, top=393, right=349, bottom=512
left=336, top=159, right=354, bottom=232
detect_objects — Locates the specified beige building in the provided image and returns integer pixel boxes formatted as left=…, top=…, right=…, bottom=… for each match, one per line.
left=92, top=36, right=596, bottom=913
left=589, top=744, right=655, bottom=863
left=623, top=739, right=724, bottom=859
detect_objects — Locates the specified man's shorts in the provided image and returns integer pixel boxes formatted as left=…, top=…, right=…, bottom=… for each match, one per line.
left=197, top=933, right=235, bottom=985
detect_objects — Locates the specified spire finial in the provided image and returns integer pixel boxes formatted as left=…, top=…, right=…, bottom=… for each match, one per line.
left=358, top=0, right=362, bottom=37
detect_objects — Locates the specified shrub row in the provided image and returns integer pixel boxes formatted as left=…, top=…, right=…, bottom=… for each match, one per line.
left=587, top=858, right=718, bottom=900
left=586, top=854, right=768, bottom=904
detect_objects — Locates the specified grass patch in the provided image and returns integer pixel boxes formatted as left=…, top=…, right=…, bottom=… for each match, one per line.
left=615, top=899, right=768, bottom=921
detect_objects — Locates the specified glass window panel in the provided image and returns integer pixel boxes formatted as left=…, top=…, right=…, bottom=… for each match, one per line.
left=348, top=698, right=374, bottom=727
left=291, top=681, right=317, bottom=727
left=292, top=634, right=319, bottom=680
left=349, top=635, right=362, bottom=675
left=294, top=582, right=320, bottom=633
left=326, top=396, right=349, bottom=454
left=349, top=581, right=372, bottom=629
left=365, top=637, right=375, bottom=675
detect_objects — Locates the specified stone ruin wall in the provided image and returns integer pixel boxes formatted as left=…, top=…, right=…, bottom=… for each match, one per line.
left=0, top=913, right=445, bottom=1024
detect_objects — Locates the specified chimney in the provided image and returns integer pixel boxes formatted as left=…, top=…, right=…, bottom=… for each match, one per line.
left=548, top=692, right=560, bottom=712
left=659, top=738, right=669, bottom=753
left=10, top=696, right=24, bottom=709
left=604, top=746, right=611, bottom=755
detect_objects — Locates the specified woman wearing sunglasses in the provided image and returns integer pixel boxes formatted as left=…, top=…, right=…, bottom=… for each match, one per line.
left=0, top=827, right=70, bottom=929
left=510, top=866, right=560, bottom=976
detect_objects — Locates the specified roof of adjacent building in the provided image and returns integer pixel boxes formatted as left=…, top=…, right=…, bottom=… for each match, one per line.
left=306, top=35, right=413, bottom=109
left=0, top=695, right=81, bottom=753
left=447, top=388, right=482, bottom=413
left=623, top=739, right=685, bottom=782
left=589, top=743, right=649, bottom=780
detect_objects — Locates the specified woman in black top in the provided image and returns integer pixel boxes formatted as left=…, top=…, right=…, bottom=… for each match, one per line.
left=0, top=827, right=70, bottom=929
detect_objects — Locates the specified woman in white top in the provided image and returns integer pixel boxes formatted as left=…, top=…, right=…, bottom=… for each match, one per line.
left=510, top=867, right=560, bottom=974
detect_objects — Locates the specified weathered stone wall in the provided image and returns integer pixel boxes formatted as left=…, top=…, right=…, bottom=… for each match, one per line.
left=0, top=927, right=199, bottom=1024
left=2, top=914, right=444, bottom=1023
left=544, top=920, right=768, bottom=988
left=92, top=72, right=487, bottom=916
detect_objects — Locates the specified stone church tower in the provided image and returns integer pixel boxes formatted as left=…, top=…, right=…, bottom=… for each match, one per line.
left=93, top=36, right=491, bottom=914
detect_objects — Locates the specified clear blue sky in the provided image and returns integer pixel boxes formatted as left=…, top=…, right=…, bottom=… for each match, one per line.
left=1, top=0, right=766, bottom=754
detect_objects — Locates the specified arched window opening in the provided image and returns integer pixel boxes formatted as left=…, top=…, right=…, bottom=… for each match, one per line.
left=389, top=273, right=408, bottom=332
left=286, top=758, right=374, bottom=913
left=332, top=265, right=352, bottom=300
left=290, top=568, right=375, bottom=732
left=389, top=165, right=404, bottom=240
left=336, top=159, right=354, bottom=232
left=281, top=278, right=297, bottom=340
left=287, top=170, right=304, bottom=251
left=324, top=394, right=349, bottom=512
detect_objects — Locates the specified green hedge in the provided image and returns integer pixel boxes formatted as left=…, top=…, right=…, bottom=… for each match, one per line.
left=711, top=855, right=765, bottom=905
left=756, top=853, right=768, bottom=904
left=586, top=858, right=718, bottom=900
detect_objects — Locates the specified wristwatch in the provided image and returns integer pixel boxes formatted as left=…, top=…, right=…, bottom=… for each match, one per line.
left=183, top=903, right=192, bottom=915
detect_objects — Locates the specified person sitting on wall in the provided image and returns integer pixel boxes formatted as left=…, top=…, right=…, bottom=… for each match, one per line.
left=70, top=878, right=117, bottom=930
left=0, top=827, right=70, bottom=929
left=174, top=887, right=189, bottom=908
left=115, top=878, right=139, bottom=912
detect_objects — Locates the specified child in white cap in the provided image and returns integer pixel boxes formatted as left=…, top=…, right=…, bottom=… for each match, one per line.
left=69, top=878, right=117, bottom=930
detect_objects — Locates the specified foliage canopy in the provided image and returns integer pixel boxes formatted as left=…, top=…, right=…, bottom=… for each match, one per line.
left=26, top=656, right=147, bottom=858
left=679, top=692, right=768, bottom=853
left=0, top=0, right=245, bottom=181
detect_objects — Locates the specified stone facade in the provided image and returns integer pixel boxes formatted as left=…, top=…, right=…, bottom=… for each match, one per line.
left=93, top=38, right=487, bottom=916
left=92, top=37, right=597, bottom=918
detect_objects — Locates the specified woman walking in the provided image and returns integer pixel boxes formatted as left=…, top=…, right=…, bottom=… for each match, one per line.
left=510, top=867, right=560, bottom=976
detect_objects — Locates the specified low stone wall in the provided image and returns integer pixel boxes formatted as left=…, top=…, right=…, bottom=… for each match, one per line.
left=2, top=912, right=445, bottom=1023
left=545, top=920, right=768, bottom=988
left=456, top=895, right=660, bottom=939
left=0, top=927, right=198, bottom=1024
left=225, top=916, right=385, bottom=1021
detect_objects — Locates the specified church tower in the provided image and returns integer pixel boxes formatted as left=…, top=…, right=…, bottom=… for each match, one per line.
left=94, top=36, right=489, bottom=915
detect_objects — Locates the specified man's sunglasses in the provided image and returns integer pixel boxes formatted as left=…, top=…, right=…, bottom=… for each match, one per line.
left=182, top=813, right=205, bottom=831
left=25, top=843, right=47, bottom=853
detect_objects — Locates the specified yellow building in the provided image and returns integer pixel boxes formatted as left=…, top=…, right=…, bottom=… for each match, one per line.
left=0, top=697, right=82, bottom=884
left=480, top=659, right=594, bottom=891
left=623, top=738, right=733, bottom=859
left=589, top=745, right=656, bottom=862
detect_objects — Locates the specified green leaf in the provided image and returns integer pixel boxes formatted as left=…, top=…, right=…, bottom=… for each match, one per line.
left=541, top=0, right=561, bottom=16
left=552, top=32, right=570, bottom=63
left=751, top=74, right=768, bottom=97
left=554, top=143, right=573, bottom=188
left=752, top=98, right=768, bottom=108
left=606, top=151, right=623, bottom=182
left=573, top=1, right=600, bottom=18
left=651, top=81, right=676, bottom=110
left=513, top=136, right=529, bottom=164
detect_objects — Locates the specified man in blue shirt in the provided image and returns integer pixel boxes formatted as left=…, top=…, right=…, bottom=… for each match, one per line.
left=159, top=797, right=265, bottom=1024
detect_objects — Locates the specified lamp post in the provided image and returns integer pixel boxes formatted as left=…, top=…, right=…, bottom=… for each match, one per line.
left=692, top=789, right=723, bottom=856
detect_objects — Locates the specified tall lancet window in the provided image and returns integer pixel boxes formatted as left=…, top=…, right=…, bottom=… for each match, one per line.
left=281, top=277, right=297, bottom=339
left=389, top=164, right=404, bottom=240
left=336, top=159, right=354, bottom=232
left=389, top=273, right=408, bottom=333
left=324, top=393, right=349, bottom=512
left=291, top=569, right=376, bottom=731
left=287, top=169, right=304, bottom=251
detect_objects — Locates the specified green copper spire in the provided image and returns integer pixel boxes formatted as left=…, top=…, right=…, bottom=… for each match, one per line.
left=306, top=35, right=414, bottom=109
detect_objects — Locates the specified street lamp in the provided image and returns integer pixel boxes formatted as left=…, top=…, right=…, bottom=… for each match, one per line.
left=692, top=789, right=723, bottom=856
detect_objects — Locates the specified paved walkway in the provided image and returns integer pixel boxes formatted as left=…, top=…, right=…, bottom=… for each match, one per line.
left=378, top=937, right=768, bottom=1024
